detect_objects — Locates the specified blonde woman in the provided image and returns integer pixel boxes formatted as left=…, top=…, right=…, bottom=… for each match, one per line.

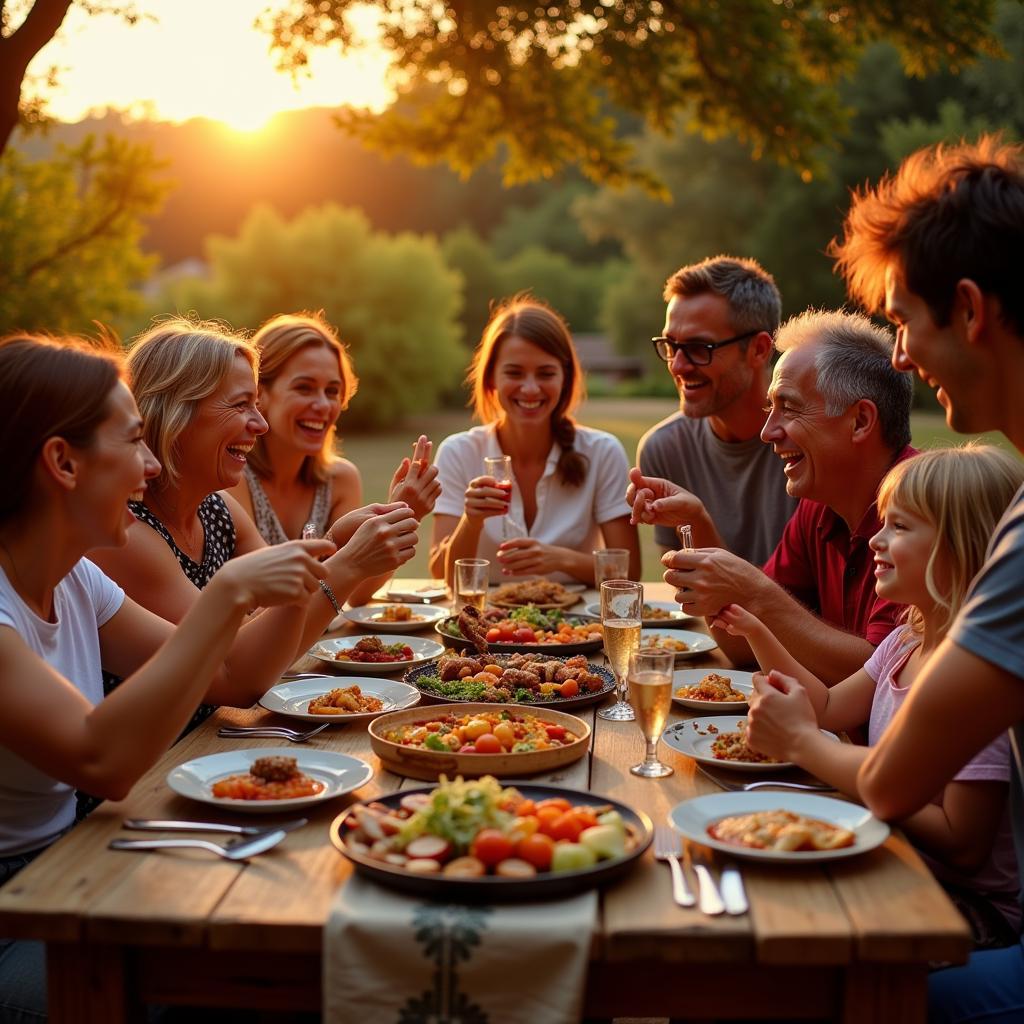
left=227, top=312, right=440, bottom=606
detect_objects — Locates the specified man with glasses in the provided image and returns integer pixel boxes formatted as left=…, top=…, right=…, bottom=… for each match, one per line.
left=630, top=256, right=797, bottom=564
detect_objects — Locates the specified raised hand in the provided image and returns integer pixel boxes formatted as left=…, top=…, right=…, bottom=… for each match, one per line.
left=339, top=506, right=419, bottom=577
left=216, top=538, right=335, bottom=609
left=388, top=435, right=441, bottom=520
left=626, top=467, right=703, bottom=527
left=327, top=502, right=408, bottom=547
left=709, top=603, right=766, bottom=637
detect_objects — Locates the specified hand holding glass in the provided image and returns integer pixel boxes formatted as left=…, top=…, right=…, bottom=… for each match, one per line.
left=628, top=648, right=675, bottom=778
left=598, top=580, right=643, bottom=722
left=484, top=455, right=524, bottom=541
left=454, top=558, right=489, bottom=612
left=593, top=548, right=630, bottom=587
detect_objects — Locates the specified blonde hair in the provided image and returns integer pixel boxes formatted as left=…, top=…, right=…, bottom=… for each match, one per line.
left=127, top=317, right=257, bottom=493
left=877, top=444, right=1024, bottom=638
left=246, top=312, right=357, bottom=486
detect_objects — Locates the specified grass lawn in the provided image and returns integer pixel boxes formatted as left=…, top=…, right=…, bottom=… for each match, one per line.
left=342, top=397, right=1015, bottom=582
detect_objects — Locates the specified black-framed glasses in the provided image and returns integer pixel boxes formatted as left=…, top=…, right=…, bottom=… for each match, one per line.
left=650, top=329, right=762, bottom=366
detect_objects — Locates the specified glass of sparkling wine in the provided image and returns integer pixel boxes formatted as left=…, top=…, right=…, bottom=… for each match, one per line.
left=593, top=547, right=630, bottom=587
left=454, top=558, right=489, bottom=612
left=597, top=580, right=643, bottom=722
left=484, top=454, right=517, bottom=540
left=628, top=648, right=676, bottom=778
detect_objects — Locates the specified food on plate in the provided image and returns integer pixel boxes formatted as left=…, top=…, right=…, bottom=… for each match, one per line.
left=703, top=721, right=780, bottom=764
left=307, top=684, right=385, bottom=716
left=444, top=604, right=602, bottom=648
left=330, top=636, right=415, bottom=664
left=642, top=603, right=676, bottom=621
left=343, top=775, right=637, bottom=877
left=382, top=709, right=581, bottom=754
left=372, top=605, right=425, bottom=623
left=417, top=652, right=609, bottom=703
left=457, top=605, right=490, bottom=654
left=708, top=809, right=855, bottom=852
left=211, top=756, right=324, bottom=801
left=640, top=633, right=690, bottom=654
left=675, top=673, right=746, bottom=703
left=490, top=579, right=575, bottom=607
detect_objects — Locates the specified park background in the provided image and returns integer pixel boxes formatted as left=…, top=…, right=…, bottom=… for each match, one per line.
left=3, top=0, right=1022, bottom=578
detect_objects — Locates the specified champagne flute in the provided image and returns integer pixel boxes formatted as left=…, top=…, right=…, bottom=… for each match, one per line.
left=597, top=580, right=643, bottom=722
left=454, top=558, right=489, bottom=612
left=593, top=547, right=630, bottom=587
left=628, top=648, right=675, bottom=777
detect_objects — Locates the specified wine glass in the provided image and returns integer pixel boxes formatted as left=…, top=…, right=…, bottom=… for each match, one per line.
left=483, top=454, right=518, bottom=541
left=597, top=580, right=643, bottom=722
left=627, top=648, right=676, bottom=777
left=593, top=548, right=630, bottom=587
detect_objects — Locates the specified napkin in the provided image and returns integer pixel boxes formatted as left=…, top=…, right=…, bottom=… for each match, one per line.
left=323, top=875, right=597, bottom=1024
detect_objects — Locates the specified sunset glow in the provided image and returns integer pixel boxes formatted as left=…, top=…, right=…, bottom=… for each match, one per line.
left=24, top=0, right=394, bottom=131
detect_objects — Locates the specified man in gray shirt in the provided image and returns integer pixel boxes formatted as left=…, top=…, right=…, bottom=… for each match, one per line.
left=632, top=256, right=797, bottom=563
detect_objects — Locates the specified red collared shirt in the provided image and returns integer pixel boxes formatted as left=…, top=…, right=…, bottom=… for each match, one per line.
left=761, top=446, right=917, bottom=646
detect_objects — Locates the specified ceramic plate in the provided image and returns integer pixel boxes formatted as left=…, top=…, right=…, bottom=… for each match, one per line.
left=309, top=635, right=445, bottom=675
left=672, top=669, right=755, bottom=711
left=374, top=582, right=449, bottom=604
left=434, top=613, right=603, bottom=656
left=662, top=715, right=838, bottom=772
left=637, top=628, right=718, bottom=661
left=369, top=703, right=590, bottom=781
left=258, top=676, right=421, bottom=723
left=167, top=747, right=373, bottom=813
left=584, top=600, right=696, bottom=627
left=345, top=604, right=450, bottom=633
left=669, top=791, right=890, bottom=864
left=330, top=781, right=652, bottom=899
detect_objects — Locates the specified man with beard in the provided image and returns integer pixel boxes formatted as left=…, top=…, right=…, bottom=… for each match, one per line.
left=631, top=256, right=797, bottom=564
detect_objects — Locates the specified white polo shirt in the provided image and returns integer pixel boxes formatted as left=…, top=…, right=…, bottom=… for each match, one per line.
left=434, top=423, right=632, bottom=583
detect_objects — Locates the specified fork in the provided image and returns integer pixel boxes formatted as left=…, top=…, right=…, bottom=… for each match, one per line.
left=217, top=723, right=330, bottom=742
left=653, top=826, right=696, bottom=907
left=109, top=829, right=287, bottom=861
left=694, top=764, right=833, bottom=792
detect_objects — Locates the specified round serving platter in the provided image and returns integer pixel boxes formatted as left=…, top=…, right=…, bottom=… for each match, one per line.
left=434, top=613, right=603, bottom=656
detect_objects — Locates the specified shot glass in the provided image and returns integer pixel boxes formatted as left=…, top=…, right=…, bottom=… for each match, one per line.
left=593, top=547, right=630, bottom=587
left=454, top=558, right=489, bottom=612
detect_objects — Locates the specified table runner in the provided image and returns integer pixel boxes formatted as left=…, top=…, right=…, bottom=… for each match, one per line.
left=323, top=875, right=597, bottom=1024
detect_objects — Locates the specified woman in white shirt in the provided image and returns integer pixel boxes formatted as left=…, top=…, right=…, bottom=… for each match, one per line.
left=430, top=296, right=639, bottom=585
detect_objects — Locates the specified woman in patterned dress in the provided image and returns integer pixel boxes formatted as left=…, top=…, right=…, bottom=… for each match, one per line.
left=227, top=312, right=440, bottom=606
left=91, top=318, right=420, bottom=715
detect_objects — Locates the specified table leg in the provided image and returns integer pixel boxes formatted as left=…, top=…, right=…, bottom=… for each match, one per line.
left=47, top=941, right=139, bottom=1024
left=842, top=963, right=927, bottom=1024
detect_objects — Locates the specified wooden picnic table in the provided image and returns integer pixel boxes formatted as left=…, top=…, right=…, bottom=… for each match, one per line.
left=0, top=581, right=969, bottom=1022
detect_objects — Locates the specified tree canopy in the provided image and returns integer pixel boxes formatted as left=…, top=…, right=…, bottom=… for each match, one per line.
left=261, top=0, right=1004, bottom=187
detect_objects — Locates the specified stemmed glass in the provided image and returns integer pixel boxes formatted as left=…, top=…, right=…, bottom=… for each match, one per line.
left=597, top=580, right=643, bottom=722
left=628, top=648, right=676, bottom=777
left=484, top=454, right=522, bottom=540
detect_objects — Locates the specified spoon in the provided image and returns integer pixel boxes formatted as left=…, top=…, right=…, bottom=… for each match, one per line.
left=109, top=829, right=287, bottom=860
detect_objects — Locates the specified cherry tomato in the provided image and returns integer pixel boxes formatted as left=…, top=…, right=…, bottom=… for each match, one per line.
left=471, top=828, right=514, bottom=867
left=498, top=625, right=516, bottom=642
left=536, top=807, right=563, bottom=837
left=473, top=733, right=502, bottom=754
left=536, top=797, right=572, bottom=813
left=549, top=810, right=584, bottom=843
left=544, top=724, right=568, bottom=739
left=512, top=627, right=536, bottom=643
left=556, top=680, right=579, bottom=699
left=486, top=627, right=502, bottom=643
left=516, top=832, right=555, bottom=871
left=515, top=799, right=536, bottom=817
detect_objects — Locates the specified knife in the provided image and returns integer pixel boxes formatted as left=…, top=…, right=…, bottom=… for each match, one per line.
left=123, top=818, right=308, bottom=836
left=719, top=863, right=749, bottom=916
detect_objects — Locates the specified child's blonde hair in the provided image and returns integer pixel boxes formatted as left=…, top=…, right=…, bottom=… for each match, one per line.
left=877, top=444, right=1024, bottom=637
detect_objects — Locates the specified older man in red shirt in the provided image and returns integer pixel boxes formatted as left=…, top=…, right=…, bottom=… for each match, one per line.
left=660, top=309, right=915, bottom=684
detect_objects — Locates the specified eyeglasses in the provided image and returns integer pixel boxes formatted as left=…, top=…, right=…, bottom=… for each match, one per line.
left=650, top=329, right=762, bottom=366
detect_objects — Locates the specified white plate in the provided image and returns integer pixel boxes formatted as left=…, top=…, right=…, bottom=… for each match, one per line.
left=344, top=604, right=450, bottom=633
left=167, top=747, right=373, bottom=813
left=669, top=791, right=890, bottom=863
left=584, top=600, right=696, bottom=627
left=309, top=635, right=445, bottom=675
left=662, top=715, right=839, bottom=772
left=374, top=582, right=449, bottom=604
left=638, top=628, right=718, bottom=661
left=672, top=668, right=755, bottom=710
left=259, top=676, right=421, bottom=723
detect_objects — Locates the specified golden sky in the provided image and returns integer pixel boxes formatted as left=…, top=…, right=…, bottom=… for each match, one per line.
left=26, top=0, right=393, bottom=131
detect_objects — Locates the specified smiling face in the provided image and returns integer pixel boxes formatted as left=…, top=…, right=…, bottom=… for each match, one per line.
left=490, top=335, right=566, bottom=425
left=177, top=353, right=267, bottom=491
left=869, top=500, right=942, bottom=609
left=259, top=343, right=344, bottom=456
left=760, top=343, right=854, bottom=506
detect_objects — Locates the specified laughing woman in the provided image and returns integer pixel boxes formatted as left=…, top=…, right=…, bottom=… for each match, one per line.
left=227, top=312, right=440, bottom=606
left=429, top=296, right=639, bottom=585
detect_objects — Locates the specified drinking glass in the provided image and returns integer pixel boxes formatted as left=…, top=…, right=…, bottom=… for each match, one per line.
left=628, top=648, right=675, bottom=778
left=593, top=548, right=630, bottom=587
left=484, top=455, right=522, bottom=540
left=597, top=580, right=643, bottom=722
left=454, top=558, right=489, bottom=612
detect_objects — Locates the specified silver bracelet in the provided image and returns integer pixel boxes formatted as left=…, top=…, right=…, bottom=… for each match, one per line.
left=318, top=579, right=341, bottom=615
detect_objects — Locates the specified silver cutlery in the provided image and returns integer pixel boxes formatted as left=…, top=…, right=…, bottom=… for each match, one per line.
left=109, top=830, right=288, bottom=860
left=217, top=723, right=330, bottom=742
left=123, top=818, right=308, bottom=836
left=719, top=862, right=749, bottom=916
left=653, top=826, right=696, bottom=908
left=695, top=764, right=833, bottom=793
left=693, top=862, right=725, bottom=916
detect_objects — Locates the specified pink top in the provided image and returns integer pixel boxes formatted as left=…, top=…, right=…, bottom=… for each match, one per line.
left=865, top=629, right=1019, bottom=929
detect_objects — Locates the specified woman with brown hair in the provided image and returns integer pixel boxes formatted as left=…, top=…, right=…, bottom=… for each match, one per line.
left=227, top=312, right=440, bottom=605
left=429, top=296, right=639, bottom=585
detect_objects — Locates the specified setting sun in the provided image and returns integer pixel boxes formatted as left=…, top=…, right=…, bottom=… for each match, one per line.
left=25, top=0, right=394, bottom=130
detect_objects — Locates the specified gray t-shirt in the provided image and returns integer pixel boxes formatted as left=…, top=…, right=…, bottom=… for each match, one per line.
left=636, top=412, right=798, bottom=564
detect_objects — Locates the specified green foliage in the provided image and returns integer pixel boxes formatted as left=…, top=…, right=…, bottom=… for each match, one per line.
left=0, top=133, right=166, bottom=333
left=262, top=0, right=1003, bottom=188
left=155, top=204, right=465, bottom=429
left=441, top=226, right=504, bottom=348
